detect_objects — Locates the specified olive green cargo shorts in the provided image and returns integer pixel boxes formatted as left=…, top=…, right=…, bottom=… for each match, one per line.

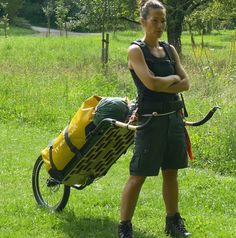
left=130, top=112, right=188, bottom=176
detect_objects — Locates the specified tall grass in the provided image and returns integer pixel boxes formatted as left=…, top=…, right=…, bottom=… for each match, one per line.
left=0, top=30, right=235, bottom=175
left=180, top=30, right=236, bottom=175
left=0, top=26, right=35, bottom=36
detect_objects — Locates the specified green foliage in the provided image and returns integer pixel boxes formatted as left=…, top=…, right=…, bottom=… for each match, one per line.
left=1, top=0, right=24, bottom=21
left=185, top=0, right=236, bottom=34
left=42, top=0, right=54, bottom=18
left=55, top=0, right=69, bottom=35
left=0, top=3, right=10, bottom=37
left=19, top=0, right=139, bottom=32
left=19, top=0, right=47, bottom=26
left=73, top=0, right=138, bottom=32
left=0, top=14, right=9, bottom=38
left=42, top=0, right=54, bottom=34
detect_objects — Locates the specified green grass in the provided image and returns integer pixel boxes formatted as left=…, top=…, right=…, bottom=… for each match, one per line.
left=0, top=26, right=35, bottom=37
left=0, top=124, right=235, bottom=238
left=0, top=29, right=236, bottom=237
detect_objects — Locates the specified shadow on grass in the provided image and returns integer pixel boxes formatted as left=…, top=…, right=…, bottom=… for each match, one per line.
left=56, top=210, right=157, bottom=238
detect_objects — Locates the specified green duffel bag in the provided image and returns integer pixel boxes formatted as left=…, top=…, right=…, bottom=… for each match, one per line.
left=93, top=97, right=130, bottom=126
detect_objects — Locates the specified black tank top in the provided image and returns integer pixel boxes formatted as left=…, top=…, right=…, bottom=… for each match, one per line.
left=130, top=40, right=179, bottom=103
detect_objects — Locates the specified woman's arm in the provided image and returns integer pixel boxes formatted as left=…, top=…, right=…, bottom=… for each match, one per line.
left=161, top=45, right=190, bottom=93
left=128, top=45, right=181, bottom=92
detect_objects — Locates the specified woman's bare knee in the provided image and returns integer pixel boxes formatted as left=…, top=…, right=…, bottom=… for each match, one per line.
left=127, top=176, right=146, bottom=187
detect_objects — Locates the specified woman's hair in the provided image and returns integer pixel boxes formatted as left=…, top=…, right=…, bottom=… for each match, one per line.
left=140, top=0, right=165, bottom=19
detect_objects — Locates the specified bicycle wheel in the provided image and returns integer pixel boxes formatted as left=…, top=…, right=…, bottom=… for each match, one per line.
left=32, top=155, right=70, bottom=212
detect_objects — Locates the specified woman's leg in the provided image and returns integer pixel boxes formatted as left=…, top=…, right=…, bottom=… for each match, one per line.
left=162, top=169, right=179, bottom=216
left=120, top=175, right=146, bottom=221
left=162, top=169, right=191, bottom=237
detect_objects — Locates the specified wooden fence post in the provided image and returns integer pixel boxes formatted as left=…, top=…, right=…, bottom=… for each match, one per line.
left=105, top=33, right=109, bottom=63
left=102, top=31, right=105, bottom=63
left=102, top=32, right=109, bottom=64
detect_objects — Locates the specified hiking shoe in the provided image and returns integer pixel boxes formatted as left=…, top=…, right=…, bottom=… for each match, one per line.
left=118, top=220, right=133, bottom=238
left=165, top=213, right=191, bottom=237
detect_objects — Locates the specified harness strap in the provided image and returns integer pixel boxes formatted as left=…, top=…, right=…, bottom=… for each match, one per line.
left=132, top=39, right=175, bottom=64
left=131, top=40, right=154, bottom=61
left=160, top=41, right=189, bottom=118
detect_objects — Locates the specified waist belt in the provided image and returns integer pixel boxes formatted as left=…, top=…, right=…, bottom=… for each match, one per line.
left=138, top=100, right=183, bottom=115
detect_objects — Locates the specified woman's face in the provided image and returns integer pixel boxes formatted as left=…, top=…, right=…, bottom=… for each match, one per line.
left=142, top=8, right=166, bottom=38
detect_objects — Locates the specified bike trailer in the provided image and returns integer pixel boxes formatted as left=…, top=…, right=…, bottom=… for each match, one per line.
left=32, top=93, right=219, bottom=211
left=41, top=95, right=130, bottom=184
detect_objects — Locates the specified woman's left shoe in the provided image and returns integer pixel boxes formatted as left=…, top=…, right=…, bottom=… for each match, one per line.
left=118, top=220, right=133, bottom=238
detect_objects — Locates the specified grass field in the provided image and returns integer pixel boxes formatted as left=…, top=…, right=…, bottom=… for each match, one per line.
left=0, top=124, right=235, bottom=238
left=0, top=28, right=235, bottom=237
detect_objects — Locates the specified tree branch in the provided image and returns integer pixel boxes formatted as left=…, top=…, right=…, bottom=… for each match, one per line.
left=119, top=16, right=140, bottom=25
left=186, top=0, right=211, bottom=15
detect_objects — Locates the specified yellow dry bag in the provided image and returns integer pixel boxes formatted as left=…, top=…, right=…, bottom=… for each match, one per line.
left=41, top=95, right=102, bottom=177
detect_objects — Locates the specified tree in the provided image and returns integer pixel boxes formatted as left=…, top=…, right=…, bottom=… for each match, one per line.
left=162, top=0, right=212, bottom=54
left=210, top=0, right=236, bottom=28
left=1, top=0, right=24, bottom=21
left=0, top=2, right=10, bottom=37
left=55, top=0, right=69, bottom=36
left=73, top=0, right=138, bottom=32
left=163, top=0, right=236, bottom=53
left=185, top=0, right=236, bottom=35
left=42, top=0, right=54, bottom=36
left=116, top=0, right=213, bottom=54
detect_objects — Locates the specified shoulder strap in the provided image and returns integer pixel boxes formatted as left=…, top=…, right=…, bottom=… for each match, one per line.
left=132, top=40, right=175, bottom=63
left=160, top=41, right=189, bottom=117
left=131, top=39, right=146, bottom=48
left=131, top=39, right=153, bottom=61
left=159, top=41, right=175, bottom=63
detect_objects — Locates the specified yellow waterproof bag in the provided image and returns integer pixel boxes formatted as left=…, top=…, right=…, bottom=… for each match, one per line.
left=41, top=95, right=102, bottom=178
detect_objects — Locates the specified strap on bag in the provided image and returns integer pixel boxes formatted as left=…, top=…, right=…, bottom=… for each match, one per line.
left=64, top=126, right=82, bottom=156
left=48, top=146, right=64, bottom=181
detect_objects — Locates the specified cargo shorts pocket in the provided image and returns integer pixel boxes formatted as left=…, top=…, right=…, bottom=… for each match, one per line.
left=130, top=139, right=151, bottom=173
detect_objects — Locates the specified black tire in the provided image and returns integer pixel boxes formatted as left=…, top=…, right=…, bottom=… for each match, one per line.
left=32, top=155, right=70, bottom=212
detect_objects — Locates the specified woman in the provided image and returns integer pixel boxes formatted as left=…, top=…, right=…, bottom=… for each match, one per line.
left=118, top=1, right=191, bottom=238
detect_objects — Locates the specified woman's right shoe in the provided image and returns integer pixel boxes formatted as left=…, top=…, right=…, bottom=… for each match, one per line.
left=165, top=213, right=191, bottom=237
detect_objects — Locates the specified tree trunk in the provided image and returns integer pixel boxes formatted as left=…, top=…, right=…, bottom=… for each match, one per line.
left=166, top=3, right=185, bottom=55
left=166, top=23, right=183, bottom=54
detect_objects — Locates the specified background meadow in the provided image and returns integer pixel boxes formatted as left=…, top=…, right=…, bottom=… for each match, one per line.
left=0, top=29, right=235, bottom=237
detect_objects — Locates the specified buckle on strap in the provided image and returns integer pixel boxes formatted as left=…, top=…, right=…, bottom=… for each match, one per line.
left=142, top=110, right=176, bottom=117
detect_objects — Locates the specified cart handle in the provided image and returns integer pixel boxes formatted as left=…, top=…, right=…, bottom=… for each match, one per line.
left=184, top=106, right=220, bottom=126
left=112, top=116, right=153, bottom=131
left=110, top=111, right=176, bottom=131
left=110, top=106, right=220, bottom=130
